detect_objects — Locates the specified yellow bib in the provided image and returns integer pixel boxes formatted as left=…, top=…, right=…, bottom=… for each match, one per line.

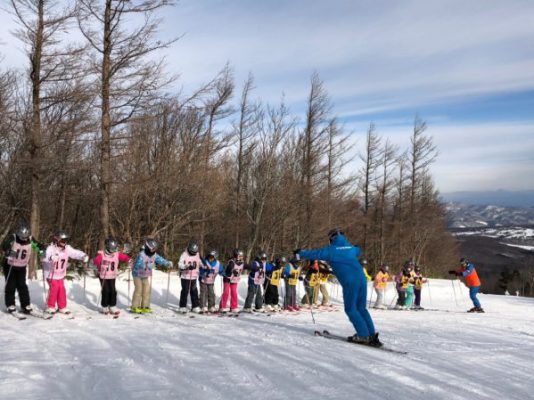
left=288, top=265, right=300, bottom=285
left=309, top=272, right=319, bottom=286
left=319, top=272, right=330, bottom=284
left=271, top=269, right=281, bottom=286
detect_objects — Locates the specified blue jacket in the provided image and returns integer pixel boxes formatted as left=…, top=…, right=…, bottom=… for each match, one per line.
left=299, top=234, right=365, bottom=286
left=199, top=258, right=226, bottom=279
left=132, top=250, right=171, bottom=278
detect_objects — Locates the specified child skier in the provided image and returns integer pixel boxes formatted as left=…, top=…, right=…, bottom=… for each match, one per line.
left=301, top=260, right=320, bottom=308
left=92, top=237, right=131, bottom=315
left=131, top=238, right=172, bottom=314
left=42, top=231, right=89, bottom=314
left=199, top=249, right=224, bottom=313
left=314, top=261, right=333, bottom=307
left=2, top=224, right=45, bottom=314
left=243, top=251, right=269, bottom=312
left=410, top=266, right=428, bottom=310
left=178, top=240, right=202, bottom=313
left=264, top=257, right=284, bottom=312
left=373, top=264, right=390, bottom=309
left=283, top=255, right=301, bottom=311
left=394, top=263, right=413, bottom=310
left=219, top=248, right=246, bottom=313
left=449, top=257, right=484, bottom=313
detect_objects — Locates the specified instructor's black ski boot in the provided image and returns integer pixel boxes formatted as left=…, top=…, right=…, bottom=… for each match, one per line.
left=347, top=334, right=371, bottom=345
left=368, top=333, right=384, bottom=348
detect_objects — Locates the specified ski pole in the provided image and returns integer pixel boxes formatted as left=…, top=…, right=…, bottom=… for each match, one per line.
left=127, top=266, right=131, bottom=308
left=427, top=280, right=433, bottom=308
left=451, top=278, right=459, bottom=307
left=165, top=263, right=172, bottom=304
left=303, top=279, right=316, bottom=324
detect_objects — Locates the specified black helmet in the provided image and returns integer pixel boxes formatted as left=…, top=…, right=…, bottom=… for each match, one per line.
left=15, top=224, right=31, bottom=241
left=414, top=266, right=421, bottom=273
left=292, top=253, right=302, bottom=263
left=381, top=264, right=389, bottom=272
left=233, top=248, right=244, bottom=259
left=144, top=238, right=158, bottom=253
left=207, top=249, right=218, bottom=259
left=279, top=256, right=287, bottom=264
left=328, top=228, right=344, bottom=242
left=256, top=251, right=267, bottom=260
left=105, top=237, right=119, bottom=253
left=460, top=257, right=468, bottom=266
left=53, top=230, right=69, bottom=245
left=361, top=259, right=368, bottom=266
left=187, top=240, right=199, bottom=255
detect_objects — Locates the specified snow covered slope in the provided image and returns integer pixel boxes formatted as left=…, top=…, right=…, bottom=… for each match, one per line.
left=1, top=272, right=533, bottom=400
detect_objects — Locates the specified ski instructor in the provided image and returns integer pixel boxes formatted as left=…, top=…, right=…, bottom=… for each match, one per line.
left=295, top=229, right=382, bottom=347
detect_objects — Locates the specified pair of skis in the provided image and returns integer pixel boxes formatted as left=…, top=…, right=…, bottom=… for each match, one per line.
left=314, top=330, right=407, bottom=355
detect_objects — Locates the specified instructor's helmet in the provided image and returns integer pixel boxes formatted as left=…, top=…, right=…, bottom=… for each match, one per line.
left=328, top=228, right=344, bottom=243
left=105, top=237, right=119, bottom=254
left=53, top=230, right=69, bottom=247
left=256, top=251, right=267, bottom=261
left=460, top=257, right=468, bottom=266
left=207, top=249, right=218, bottom=259
left=15, top=224, right=31, bottom=242
left=187, top=240, right=199, bottom=255
left=144, top=238, right=158, bottom=254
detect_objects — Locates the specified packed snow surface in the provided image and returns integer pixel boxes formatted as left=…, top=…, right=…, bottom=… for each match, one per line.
left=1, top=271, right=533, bottom=400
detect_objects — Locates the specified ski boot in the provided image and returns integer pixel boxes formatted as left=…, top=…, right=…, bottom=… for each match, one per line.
left=22, top=305, right=33, bottom=314
left=130, top=307, right=143, bottom=314
left=101, top=307, right=110, bottom=315
left=141, top=307, right=152, bottom=314
left=46, top=307, right=57, bottom=314
left=58, top=308, right=71, bottom=314
left=242, top=308, right=253, bottom=313
left=475, top=307, right=485, bottom=313
left=368, top=333, right=384, bottom=348
left=347, top=334, right=371, bottom=345
left=192, top=307, right=201, bottom=313
left=7, top=305, right=16, bottom=313
left=109, top=306, right=120, bottom=315
left=467, top=307, right=477, bottom=313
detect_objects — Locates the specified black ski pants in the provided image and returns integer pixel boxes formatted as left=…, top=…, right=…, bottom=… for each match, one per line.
left=99, top=278, right=117, bottom=307
left=4, top=265, right=31, bottom=308
left=180, top=278, right=200, bottom=308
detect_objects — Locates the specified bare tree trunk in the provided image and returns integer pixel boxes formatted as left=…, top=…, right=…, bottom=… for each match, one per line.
left=28, top=0, right=44, bottom=279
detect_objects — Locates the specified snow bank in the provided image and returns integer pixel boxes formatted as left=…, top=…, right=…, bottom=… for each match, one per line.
left=1, top=272, right=533, bottom=400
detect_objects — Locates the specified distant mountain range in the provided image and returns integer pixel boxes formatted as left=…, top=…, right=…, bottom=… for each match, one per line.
left=440, top=190, right=534, bottom=208
left=445, top=203, right=534, bottom=228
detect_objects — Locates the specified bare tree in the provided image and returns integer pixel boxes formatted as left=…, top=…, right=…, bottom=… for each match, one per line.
left=77, top=0, right=176, bottom=244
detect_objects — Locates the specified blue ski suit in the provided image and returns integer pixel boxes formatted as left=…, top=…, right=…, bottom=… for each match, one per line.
left=299, top=234, right=376, bottom=337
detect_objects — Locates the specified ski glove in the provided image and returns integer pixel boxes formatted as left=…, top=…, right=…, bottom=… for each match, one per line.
left=188, top=265, right=195, bottom=270
left=298, top=276, right=304, bottom=281
left=232, top=270, right=240, bottom=277
left=448, top=270, right=459, bottom=276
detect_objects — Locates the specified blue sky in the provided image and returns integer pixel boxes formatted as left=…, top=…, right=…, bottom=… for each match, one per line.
left=1, top=0, right=533, bottom=192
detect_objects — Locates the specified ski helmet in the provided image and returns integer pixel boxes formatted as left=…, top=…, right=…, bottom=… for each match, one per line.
left=207, top=249, right=218, bottom=259
left=233, top=248, right=245, bottom=261
left=381, top=264, right=389, bottom=272
left=328, top=228, right=344, bottom=242
left=414, top=266, right=421, bottom=273
left=256, top=251, right=267, bottom=260
left=187, top=240, right=199, bottom=255
left=460, top=257, right=468, bottom=266
left=15, top=224, right=31, bottom=241
left=361, top=259, right=368, bottom=266
left=292, top=253, right=302, bottom=263
left=105, top=237, right=119, bottom=253
left=144, top=238, right=158, bottom=253
left=53, top=230, right=69, bottom=246
left=279, top=256, right=287, bottom=264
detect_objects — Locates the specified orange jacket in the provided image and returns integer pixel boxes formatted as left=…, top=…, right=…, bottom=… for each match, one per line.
left=457, top=263, right=481, bottom=287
